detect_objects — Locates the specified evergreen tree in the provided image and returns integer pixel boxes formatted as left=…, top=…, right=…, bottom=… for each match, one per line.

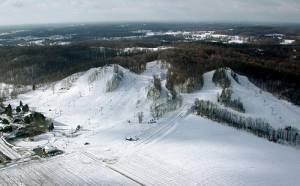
left=212, top=68, right=231, bottom=89
left=22, top=104, right=29, bottom=113
left=5, top=104, right=12, bottom=117
left=0, top=97, right=4, bottom=108
left=49, top=123, right=54, bottom=131
left=24, top=116, right=31, bottom=124
left=16, top=106, right=21, bottom=113
left=138, top=112, right=144, bottom=124
left=153, top=75, right=162, bottom=92
left=2, top=118, right=9, bottom=125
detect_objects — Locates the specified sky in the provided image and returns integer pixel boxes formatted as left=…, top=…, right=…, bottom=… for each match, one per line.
left=0, top=0, right=299, bottom=25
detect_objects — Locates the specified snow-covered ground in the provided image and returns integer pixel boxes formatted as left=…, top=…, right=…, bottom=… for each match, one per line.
left=1, top=62, right=300, bottom=185
left=0, top=138, right=21, bottom=161
left=0, top=34, right=73, bottom=46
left=281, top=39, right=295, bottom=45
left=0, top=30, right=28, bottom=37
left=141, top=30, right=247, bottom=44
left=121, top=46, right=173, bottom=53
left=0, top=152, right=139, bottom=186
left=110, top=115, right=300, bottom=186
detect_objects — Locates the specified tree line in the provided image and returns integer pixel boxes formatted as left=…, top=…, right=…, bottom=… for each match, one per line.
left=158, top=43, right=300, bottom=106
left=194, top=99, right=300, bottom=147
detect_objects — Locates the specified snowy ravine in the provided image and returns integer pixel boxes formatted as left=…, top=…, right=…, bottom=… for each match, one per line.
left=1, top=61, right=300, bottom=186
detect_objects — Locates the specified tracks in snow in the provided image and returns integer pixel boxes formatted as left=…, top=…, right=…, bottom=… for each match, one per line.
left=104, top=104, right=196, bottom=185
left=133, top=104, right=191, bottom=148
left=82, top=151, right=145, bottom=186
left=110, top=153, right=199, bottom=186
left=0, top=152, right=139, bottom=186
left=0, top=137, right=21, bottom=161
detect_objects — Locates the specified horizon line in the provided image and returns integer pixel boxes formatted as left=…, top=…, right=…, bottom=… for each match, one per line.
left=1, top=20, right=300, bottom=28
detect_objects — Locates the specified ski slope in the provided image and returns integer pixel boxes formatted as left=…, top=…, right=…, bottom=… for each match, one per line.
left=0, top=152, right=138, bottom=186
left=110, top=115, right=300, bottom=186
left=14, top=63, right=165, bottom=130
left=227, top=69, right=300, bottom=129
left=2, top=62, right=300, bottom=185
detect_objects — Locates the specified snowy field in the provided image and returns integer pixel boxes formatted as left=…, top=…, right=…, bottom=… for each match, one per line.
left=0, top=152, right=139, bottom=186
left=1, top=61, right=300, bottom=185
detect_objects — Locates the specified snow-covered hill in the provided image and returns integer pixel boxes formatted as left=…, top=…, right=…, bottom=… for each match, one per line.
left=227, top=69, right=300, bottom=129
left=2, top=61, right=300, bottom=186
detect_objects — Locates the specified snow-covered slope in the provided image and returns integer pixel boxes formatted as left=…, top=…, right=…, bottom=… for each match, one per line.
left=2, top=62, right=300, bottom=186
left=229, top=70, right=300, bottom=129
left=111, top=115, right=300, bottom=186
left=0, top=152, right=139, bottom=186
left=184, top=69, right=300, bottom=129
left=15, top=62, right=167, bottom=130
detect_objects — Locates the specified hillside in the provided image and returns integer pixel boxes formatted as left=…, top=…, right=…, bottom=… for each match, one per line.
left=1, top=61, right=300, bottom=185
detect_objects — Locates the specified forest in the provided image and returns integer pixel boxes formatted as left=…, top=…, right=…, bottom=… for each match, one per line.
left=0, top=39, right=299, bottom=105
left=159, top=43, right=300, bottom=105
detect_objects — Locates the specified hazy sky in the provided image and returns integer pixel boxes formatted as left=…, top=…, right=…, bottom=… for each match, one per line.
left=0, top=0, right=299, bottom=25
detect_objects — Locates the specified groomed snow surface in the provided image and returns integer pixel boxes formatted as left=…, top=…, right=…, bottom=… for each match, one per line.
left=1, top=61, right=300, bottom=186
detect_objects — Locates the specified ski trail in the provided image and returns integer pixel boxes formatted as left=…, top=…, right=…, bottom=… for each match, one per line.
left=82, top=151, right=145, bottom=186
left=110, top=153, right=199, bottom=186
left=133, top=104, right=191, bottom=148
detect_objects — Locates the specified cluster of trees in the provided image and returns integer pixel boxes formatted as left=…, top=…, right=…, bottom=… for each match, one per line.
left=159, top=47, right=208, bottom=94
left=88, top=69, right=103, bottom=85
left=218, top=88, right=245, bottom=113
left=0, top=118, right=9, bottom=125
left=147, top=76, right=162, bottom=100
left=106, top=65, right=124, bottom=92
left=16, top=101, right=29, bottom=113
left=212, top=69, right=245, bottom=112
left=174, top=77, right=204, bottom=94
left=212, top=68, right=231, bottom=88
left=24, top=112, right=46, bottom=124
left=3, top=102, right=30, bottom=117
left=4, top=104, right=13, bottom=117
left=0, top=97, right=4, bottom=107
left=0, top=120, right=12, bottom=132
left=150, top=97, right=183, bottom=119
left=111, top=51, right=157, bottom=74
left=153, top=75, right=162, bottom=92
left=194, top=99, right=300, bottom=147
left=0, top=101, right=52, bottom=136
left=15, top=111, right=49, bottom=138
left=137, top=112, right=144, bottom=124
